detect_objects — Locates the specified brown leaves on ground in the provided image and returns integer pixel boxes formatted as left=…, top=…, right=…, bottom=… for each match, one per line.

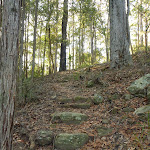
left=13, top=52, right=150, bottom=150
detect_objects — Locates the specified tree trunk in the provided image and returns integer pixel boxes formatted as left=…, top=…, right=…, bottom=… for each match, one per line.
left=68, top=27, right=71, bottom=70
left=0, top=0, right=2, bottom=27
left=72, top=11, right=75, bottom=69
left=81, top=24, right=84, bottom=65
left=19, top=0, right=25, bottom=103
left=42, top=25, right=47, bottom=77
left=60, top=0, right=68, bottom=71
left=109, top=0, right=132, bottom=69
left=140, top=0, right=143, bottom=46
left=0, top=0, right=20, bottom=149
left=38, top=24, right=42, bottom=75
left=90, top=20, right=94, bottom=65
left=145, top=17, right=149, bottom=53
left=31, top=0, right=38, bottom=80
left=25, top=13, right=29, bottom=79
left=54, top=0, right=59, bottom=73
left=48, top=25, right=53, bottom=74
left=137, top=0, right=140, bottom=50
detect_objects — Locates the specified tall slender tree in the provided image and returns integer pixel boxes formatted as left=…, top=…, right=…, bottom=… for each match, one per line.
left=31, top=0, right=39, bottom=80
left=0, top=0, right=20, bottom=149
left=60, top=0, right=68, bottom=71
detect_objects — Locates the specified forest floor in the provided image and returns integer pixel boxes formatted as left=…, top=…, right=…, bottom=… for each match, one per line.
left=13, top=51, right=150, bottom=150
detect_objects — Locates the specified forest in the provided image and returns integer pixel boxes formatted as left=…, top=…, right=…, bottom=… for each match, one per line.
left=0, top=0, right=150, bottom=150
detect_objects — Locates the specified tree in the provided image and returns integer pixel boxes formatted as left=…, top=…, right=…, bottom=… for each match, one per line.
left=60, top=0, right=68, bottom=71
left=0, top=0, right=20, bottom=149
left=109, top=0, right=132, bottom=69
left=31, top=0, right=39, bottom=80
left=18, top=0, right=26, bottom=103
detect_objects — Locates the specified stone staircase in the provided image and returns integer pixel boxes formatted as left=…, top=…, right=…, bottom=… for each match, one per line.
left=31, top=96, right=111, bottom=150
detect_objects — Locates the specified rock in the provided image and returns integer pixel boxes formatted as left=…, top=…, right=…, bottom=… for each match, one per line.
left=134, top=105, right=150, bottom=115
left=86, top=80, right=94, bottom=88
left=122, top=107, right=135, bottom=112
left=92, top=94, right=103, bottom=105
left=54, top=133, right=89, bottom=150
left=96, top=126, right=113, bottom=137
left=51, top=112, right=88, bottom=124
left=35, top=130, right=54, bottom=146
left=127, top=74, right=150, bottom=97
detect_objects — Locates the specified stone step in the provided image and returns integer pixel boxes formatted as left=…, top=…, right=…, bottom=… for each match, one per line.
left=54, top=133, right=89, bottom=150
left=51, top=112, right=88, bottom=124
left=33, top=130, right=89, bottom=150
left=59, top=95, right=103, bottom=109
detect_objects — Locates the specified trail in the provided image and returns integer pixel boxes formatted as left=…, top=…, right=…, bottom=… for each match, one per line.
left=13, top=55, right=150, bottom=150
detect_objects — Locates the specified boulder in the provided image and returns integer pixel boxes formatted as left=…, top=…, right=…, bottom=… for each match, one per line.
left=127, top=74, right=150, bottom=97
left=35, top=130, right=54, bottom=146
left=92, top=94, right=103, bottom=105
left=51, top=112, right=88, bottom=124
left=54, top=133, right=89, bottom=150
left=134, top=105, right=150, bottom=115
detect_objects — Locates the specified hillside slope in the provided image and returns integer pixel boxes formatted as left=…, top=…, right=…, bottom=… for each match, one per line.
left=13, top=52, right=150, bottom=150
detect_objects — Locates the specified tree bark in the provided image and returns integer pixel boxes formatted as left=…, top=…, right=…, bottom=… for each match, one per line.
left=109, top=0, right=132, bottom=69
left=18, top=0, right=25, bottom=103
left=42, top=25, right=47, bottom=77
left=54, top=0, right=59, bottom=73
left=0, top=0, right=2, bottom=27
left=139, top=0, right=143, bottom=46
left=90, top=19, right=94, bottom=64
left=31, top=0, right=38, bottom=80
left=0, top=0, right=20, bottom=149
left=60, top=0, right=68, bottom=71
left=72, top=11, right=75, bottom=69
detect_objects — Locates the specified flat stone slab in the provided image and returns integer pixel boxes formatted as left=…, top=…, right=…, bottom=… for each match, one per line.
left=51, top=112, right=88, bottom=124
left=54, top=133, right=89, bottom=150
left=59, top=97, right=92, bottom=109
